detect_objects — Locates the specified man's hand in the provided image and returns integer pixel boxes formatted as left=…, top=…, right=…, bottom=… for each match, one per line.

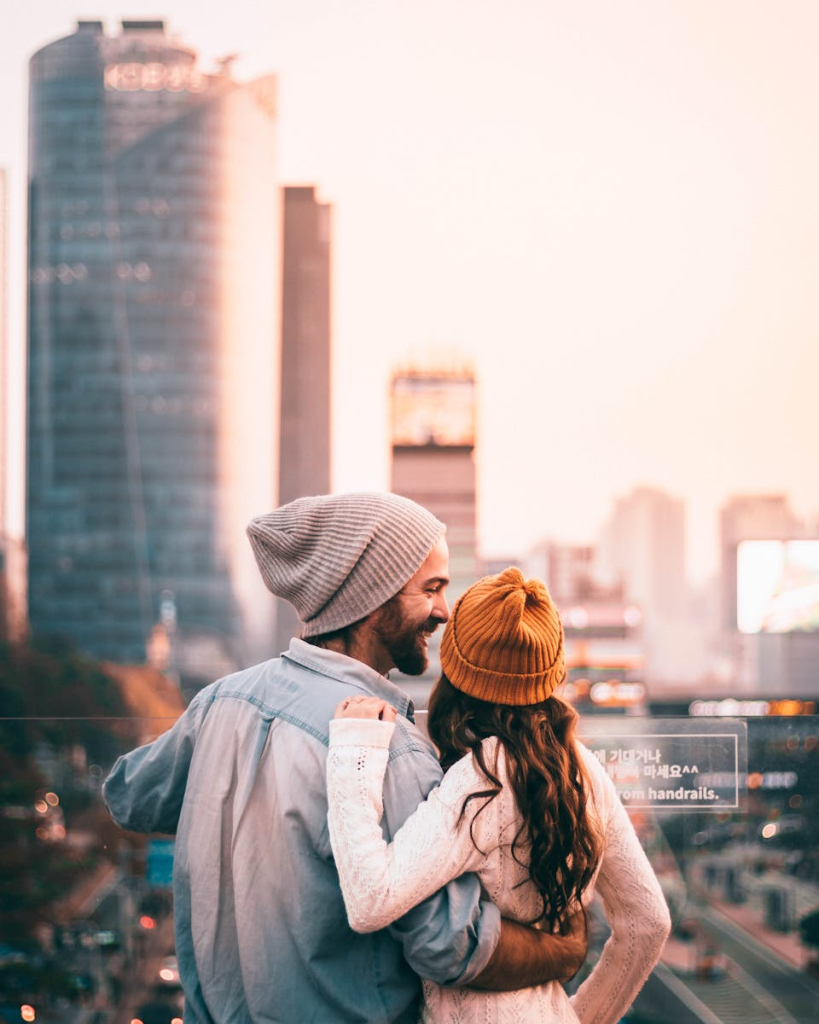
left=469, top=909, right=587, bottom=992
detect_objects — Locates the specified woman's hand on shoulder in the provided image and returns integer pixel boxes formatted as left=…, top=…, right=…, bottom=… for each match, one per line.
left=334, top=695, right=397, bottom=721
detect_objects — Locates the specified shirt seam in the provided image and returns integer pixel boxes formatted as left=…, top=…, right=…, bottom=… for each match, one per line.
left=204, top=688, right=430, bottom=755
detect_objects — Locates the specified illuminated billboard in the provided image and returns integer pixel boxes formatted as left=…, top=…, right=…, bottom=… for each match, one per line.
left=737, top=540, right=819, bottom=633
left=391, top=372, right=475, bottom=447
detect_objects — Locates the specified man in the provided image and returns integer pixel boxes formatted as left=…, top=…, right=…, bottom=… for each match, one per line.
left=104, top=493, right=584, bottom=1023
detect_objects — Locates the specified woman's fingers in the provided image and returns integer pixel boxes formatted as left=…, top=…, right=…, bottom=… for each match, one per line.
left=334, top=695, right=397, bottom=721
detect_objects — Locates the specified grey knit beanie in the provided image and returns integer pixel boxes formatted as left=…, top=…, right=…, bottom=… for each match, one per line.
left=247, top=492, right=446, bottom=636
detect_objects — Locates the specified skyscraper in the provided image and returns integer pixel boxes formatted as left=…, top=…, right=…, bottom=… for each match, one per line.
left=0, top=168, right=6, bottom=544
left=599, top=486, right=687, bottom=619
left=390, top=367, right=477, bottom=596
left=389, top=366, right=477, bottom=692
left=719, top=494, right=814, bottom=696
left=719, top=494, right=802, bottom=631
left=26, top=21, right=280, bottom=671
left=273, top=186, right=332, bottom=652
left=0, top=167, right=8, bottom=640
left=279, top=186, right=331, bottom=504
left=1, top=168, right=26, bottom=645
left=597, top=487, right=690, bottom=686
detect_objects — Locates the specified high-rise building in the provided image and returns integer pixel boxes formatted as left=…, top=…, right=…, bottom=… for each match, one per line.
left=26, top=21, right=280, bottom=671
left=719, top=494, right=802, bottom=631
left=525, top=541, right=622, bottom=608
left=719, top=494, right=815, bottom=697
left=390, top=367, right=477, bottom=597
left=599, top=486, right=687, bottom=619
left=597, top=487, right=692, bottom=687
left=389, top=367, right=477, bottom=694
left=1, top=167, right=26, bottom=645
left=279, top=186, right=331, bottom=503
left=1, top=167, right=9, bottom=640
left=273, top=186, right=332, bottom=652
left=0, top=168, right=6, bottom=544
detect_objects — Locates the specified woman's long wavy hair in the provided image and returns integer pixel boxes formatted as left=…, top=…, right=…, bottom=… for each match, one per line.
left=427, top=675, right=602, bottom=934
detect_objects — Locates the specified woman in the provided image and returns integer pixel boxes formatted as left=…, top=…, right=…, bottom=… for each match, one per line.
left=327, top=568, right=670, bottom=1024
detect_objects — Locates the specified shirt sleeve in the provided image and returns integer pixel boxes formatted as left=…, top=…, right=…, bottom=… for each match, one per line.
left=569, top=753, right=672, bottom=1024
left=327, top=717, right=502, bottom=987
left=102, top=688, right=211, bottom=835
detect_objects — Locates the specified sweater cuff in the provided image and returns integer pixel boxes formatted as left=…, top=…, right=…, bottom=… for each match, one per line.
left=329, top=718, right=396, bottom=749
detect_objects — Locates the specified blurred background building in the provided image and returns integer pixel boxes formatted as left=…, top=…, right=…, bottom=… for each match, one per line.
left=25, top=20, right=280, bottom=678
left=1, top=166, right=7, bottom=638
left=389, top=365, right=477, bottom=691
left=524, top=540, right=645, bottom=713
left=596, top=486, right=702, bottom=688
left=390, top=366, right=477, bottom=596
left=1, top=167, right=6, bottom=552
left=0, top=167, right=25, bottom=645
left=599, top=486, right=687, bottom=619
left=273, top=184, right=332, bottom=654
left=720, top=494, right=803, bottom=632
left=721, top=495, right=819, bottom=697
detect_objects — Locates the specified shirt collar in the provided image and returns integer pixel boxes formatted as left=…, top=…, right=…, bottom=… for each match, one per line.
left=282, top=637, right=416, bottom=721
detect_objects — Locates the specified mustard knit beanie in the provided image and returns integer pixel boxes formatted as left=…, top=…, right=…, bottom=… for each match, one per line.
left=440, top=567, right=565, bottom=706
left=247, top=492, right=445, bottom=637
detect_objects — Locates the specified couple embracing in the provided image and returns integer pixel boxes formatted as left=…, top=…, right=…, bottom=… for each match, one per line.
left=105, top=492, right=670, bottom=1023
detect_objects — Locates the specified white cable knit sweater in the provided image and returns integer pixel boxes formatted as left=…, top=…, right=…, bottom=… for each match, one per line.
left=327, top=718, right=670, bottom=1024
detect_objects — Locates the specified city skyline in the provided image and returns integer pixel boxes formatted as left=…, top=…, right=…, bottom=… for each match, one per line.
left=3, top=1, right=819, bottom=583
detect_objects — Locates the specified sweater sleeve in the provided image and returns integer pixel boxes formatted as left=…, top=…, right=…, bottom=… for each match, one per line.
left=326, top=718, right=495, bottom=934
left=569, top=753, right=672, bottom=1024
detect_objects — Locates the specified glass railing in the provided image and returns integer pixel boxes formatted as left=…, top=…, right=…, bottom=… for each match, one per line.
left=1, top=709, right=817, bottom=1023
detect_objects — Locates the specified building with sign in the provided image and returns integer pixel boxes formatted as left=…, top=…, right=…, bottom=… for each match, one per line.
left=720, top=494, right=803, bottom=631
left=26, top=20, right=279, bottom=669
left=274, top=185, right=332, bottom=653
left=389, top=367, right=477, bottom=692
left=720, top=495, right=819, bottom=696
left=390, top=367, right=477, bottom=596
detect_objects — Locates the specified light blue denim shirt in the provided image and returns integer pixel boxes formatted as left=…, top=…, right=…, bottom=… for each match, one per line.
left=103, top=639, right=501, bottom=1023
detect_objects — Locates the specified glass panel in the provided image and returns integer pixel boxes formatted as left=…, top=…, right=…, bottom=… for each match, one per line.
left=1, top=713, right=817, bottom=1022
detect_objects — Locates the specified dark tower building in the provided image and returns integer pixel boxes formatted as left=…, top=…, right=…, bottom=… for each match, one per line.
left=0, top=167, right=9, bottom=640
left=279, top=186, right=331, bottom=504
left=273, top=185, right=332, bottom=652
left=26, top=20, right=279, bottom=672
left=0, top=168, right=6, bottom=546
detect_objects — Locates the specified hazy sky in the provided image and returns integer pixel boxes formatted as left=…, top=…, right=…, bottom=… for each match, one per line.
left=3, top=1, right=819, bottom=582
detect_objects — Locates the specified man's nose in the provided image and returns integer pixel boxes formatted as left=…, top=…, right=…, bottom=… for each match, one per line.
left=433, top=592, right=450, bottom=623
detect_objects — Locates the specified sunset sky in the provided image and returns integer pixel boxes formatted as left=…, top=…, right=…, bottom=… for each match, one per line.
left=3, top=0, right=818, bottom=582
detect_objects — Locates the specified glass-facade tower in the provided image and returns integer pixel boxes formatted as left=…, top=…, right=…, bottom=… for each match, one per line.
left=27, top=20, right=279, bottom=669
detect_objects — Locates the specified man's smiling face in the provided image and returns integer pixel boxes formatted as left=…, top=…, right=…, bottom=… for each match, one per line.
left=373, top=536, right=450, bottom=675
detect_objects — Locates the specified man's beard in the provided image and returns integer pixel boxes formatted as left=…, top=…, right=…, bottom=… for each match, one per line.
left=376, top=598, right=440, bottom=676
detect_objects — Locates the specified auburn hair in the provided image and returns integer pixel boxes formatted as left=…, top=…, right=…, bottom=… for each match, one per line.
left=427, top=675, right=602, bottom=934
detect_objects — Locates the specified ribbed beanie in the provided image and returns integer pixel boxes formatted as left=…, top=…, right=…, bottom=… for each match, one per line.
left=247, top=493, right=445, bottom=637
left=440, top=567, right=565, bottom=706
